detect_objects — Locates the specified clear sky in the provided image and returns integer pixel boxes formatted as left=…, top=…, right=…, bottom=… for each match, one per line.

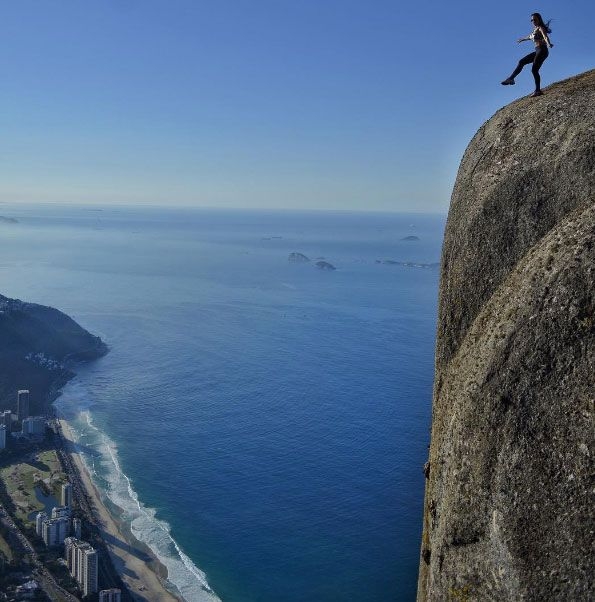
left=1, top=1, right=593, bottom=213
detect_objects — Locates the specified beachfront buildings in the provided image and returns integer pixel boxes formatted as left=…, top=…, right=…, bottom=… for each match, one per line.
left=17, top=389, right=30, bottom=421
left=1, top=409, right=12, bottom=430
left=61, top=481, right=73, bottom=507
left=99, top=589, right=122, bottom=602
left=36, top=512, right=47, bottom=535
left=41, top=517, right=71, bottom=547
left=36, top=510, right=72, bottom=546
left=64, top=537, right=99, bottom=597
left=52, top=505, right=71, bottom=520
left=22, top=415, right=45, bottom=435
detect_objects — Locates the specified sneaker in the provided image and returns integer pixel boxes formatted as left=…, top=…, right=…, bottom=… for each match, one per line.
left=530, top=90, right=544, bottom=97
left=501, top=78, right=515, bottom=85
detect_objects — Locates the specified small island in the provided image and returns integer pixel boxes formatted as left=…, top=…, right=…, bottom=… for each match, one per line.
left=400, top=235, right=420, bottom=241
left=0, top=216, right=18, bottom=224
left=377, top=260, right=438, bottom=269
left=315, top=261, right=336, bottom=271
left=288, top=252, right=310, bottom=263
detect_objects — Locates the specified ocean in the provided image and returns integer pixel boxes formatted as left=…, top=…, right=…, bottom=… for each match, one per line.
left=0, top=204, right=444, bottom=601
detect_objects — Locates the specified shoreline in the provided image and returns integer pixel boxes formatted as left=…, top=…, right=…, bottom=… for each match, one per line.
left=57, top=416, right=184, bottom=602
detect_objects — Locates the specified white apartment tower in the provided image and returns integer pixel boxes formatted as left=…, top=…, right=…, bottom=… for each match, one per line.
left=0, top=410, right=12, bottom=430
left=0, top=425, right=6, bottom=450
left=22, top=416, right=45, bottom=435
left=61, top=482, right=73, bottom=508
left=52, top=506, right=71, bottom=520
left=64, top=538, right=99, bottom=597
left=17, top=390, right=30, bottom=421
left=41, top=517, right=70, bottom=546
left=35, top=512, right=48, bottom=536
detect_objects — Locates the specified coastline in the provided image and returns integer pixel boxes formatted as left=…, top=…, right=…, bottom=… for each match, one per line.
left=57, top=416, right=184, bottom=602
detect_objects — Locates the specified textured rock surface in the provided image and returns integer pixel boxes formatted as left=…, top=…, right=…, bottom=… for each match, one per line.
left=418, top=70, right=595, bottom=600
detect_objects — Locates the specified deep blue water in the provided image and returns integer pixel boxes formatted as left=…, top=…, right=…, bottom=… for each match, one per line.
left=0, top=204, right=444, bottom=601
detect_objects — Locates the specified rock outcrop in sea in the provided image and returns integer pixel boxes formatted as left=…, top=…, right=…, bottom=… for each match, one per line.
left=315, top=261, right=336, bottom=271
left=418, top=70, right=595, bottom=601
left=288, top=252, right=310, bottom=263
left=0, top=294, right=107, bottom=414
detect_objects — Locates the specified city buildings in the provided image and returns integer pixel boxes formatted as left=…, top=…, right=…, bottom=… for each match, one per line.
left=51, top=505, right=71, bottom=520
left=36, top=509, right=73, bottom=547
left=22, top=416, right=45, bottom=435
left=99, top=589, right=122, bottom=602
left=35, top=512, right=47, bottom=536
left=17, top=389, right=30, bottom=421
left=0, top=424, right=6, bottom=450
left=64, top=537, right=99, bottom=597
left=41, top=517, right=70, bottom=547
left=0, top=409, right=12, bottom=430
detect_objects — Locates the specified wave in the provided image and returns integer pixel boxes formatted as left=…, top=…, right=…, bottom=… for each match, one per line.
left=56, top=380, right=221, bottom=602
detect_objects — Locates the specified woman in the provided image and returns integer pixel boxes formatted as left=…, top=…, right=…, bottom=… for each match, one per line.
left=501, top=13, right=553, bottom=97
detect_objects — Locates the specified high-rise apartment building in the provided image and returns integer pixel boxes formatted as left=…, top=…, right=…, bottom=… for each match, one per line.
left=22, top=416, right=45, bottom=435
left=0, top=425, right=6, bottom=450
left=35, top=512, right=48, bottom=537
left=61, top=482, right=73, bottom=508
left=0, top=410, right=12, bottom=430
left=41, top=517, right=70, bottom=547
left=99, top=589, right=122, bottom=602
left=17, top=390, right=30, bottom=421
left=72, top=517, right=82, bottom=539
left=52, top=506, right=71, bottom=520
left=64, top=538, right=99, bottom=597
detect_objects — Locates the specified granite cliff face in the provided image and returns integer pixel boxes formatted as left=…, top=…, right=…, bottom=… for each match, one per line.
left=0, top=294, right=107, bottom=414
left=418, top=70, right=595, bottom=600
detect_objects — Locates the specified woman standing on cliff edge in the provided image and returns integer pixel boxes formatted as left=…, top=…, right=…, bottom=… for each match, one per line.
left=501, top=13, right=553, bottom=97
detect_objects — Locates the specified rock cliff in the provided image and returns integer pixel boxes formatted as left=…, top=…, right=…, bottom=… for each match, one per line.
left=0, top=294, right=107, bottom=414
left=418, top=70, right=595, bottom=600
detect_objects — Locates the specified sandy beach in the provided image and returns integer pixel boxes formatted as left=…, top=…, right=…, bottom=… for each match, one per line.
left=58, top=418, right=182, bottom=602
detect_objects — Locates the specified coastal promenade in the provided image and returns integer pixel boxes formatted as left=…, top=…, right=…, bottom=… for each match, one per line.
left=53, top=419, right=130, bottom=598
left=53, top=414, right=181, bottom=602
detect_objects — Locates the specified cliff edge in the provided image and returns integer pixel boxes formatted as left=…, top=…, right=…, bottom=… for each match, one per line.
left=0, top=294, right=107, bottom=414
left=418, top=70, right=595, bottom=600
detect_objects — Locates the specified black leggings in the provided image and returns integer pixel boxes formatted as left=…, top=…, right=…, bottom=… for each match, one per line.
left=510, top=45, right=549, bottom=90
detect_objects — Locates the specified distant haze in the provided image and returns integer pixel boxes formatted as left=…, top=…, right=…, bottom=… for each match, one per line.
left=1, top=1, right=593, bottom=212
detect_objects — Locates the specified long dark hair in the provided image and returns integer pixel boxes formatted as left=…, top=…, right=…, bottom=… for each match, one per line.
left=532, top=13, right=552, bottom=33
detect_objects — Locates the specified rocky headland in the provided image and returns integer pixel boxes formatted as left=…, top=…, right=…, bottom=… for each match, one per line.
left=418, top=70, right=594, bottom=600
left=0, top=294, right=107, bottom=414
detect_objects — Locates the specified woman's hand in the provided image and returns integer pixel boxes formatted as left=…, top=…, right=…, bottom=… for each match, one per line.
left=517, top=37, right=526, bottom=43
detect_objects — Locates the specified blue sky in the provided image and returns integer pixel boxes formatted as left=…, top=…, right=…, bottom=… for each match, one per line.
left=1, top=1, right=593, bottom=212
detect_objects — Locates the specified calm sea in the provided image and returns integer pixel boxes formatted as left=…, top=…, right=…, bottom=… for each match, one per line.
left=0, top=204, right=444, bottom=601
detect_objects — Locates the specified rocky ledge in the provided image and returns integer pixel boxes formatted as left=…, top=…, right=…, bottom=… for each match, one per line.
left=418, top=70, right=595, bottom=600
